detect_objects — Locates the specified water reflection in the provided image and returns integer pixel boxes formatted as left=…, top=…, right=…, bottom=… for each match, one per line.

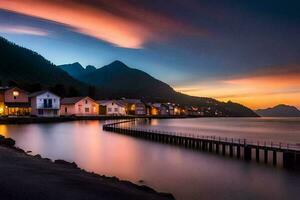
left=0, top=119, right=300, bottom=200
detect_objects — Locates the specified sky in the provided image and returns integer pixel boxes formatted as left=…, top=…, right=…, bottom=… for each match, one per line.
left=0, top=0, right=299, bottom=109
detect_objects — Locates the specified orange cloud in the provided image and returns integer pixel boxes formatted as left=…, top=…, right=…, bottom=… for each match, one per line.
left=0, top=25, right=49, bottom=36
left=0, top=0, right=206, bottom=48
left=0, top=0, right=149, bottom=48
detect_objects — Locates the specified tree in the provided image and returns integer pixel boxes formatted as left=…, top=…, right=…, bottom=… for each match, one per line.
left=88, top=86, right=96, bottom=98
left=51, top=84, right=66, bottom=97
left=8, top=80, right=18, bottom=87
left=68, top=86, right=79, bottom=97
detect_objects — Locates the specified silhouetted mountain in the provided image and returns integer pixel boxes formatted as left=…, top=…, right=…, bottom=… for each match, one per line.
left=60, top=60, right=258, bottom=117
left=256, top=104, right=300, bottom=117
left=86, top=65, right=97, bottom=72
left=0, top=36, right=257, bottom=117
left=0, top=37, right=88, bottom=96
left=78, top=60, right=176, bottom=98
left=59, top=63, right=97, bottom=79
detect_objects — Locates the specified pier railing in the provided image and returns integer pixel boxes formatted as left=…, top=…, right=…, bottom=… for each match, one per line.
left=103, top=119, right=300, bottom=170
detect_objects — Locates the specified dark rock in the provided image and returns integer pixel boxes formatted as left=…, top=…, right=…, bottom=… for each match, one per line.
left=54, top=159, right=78, bottom=168
left=139, top=185, right=156, bottom=193
left=138, top=179, right=145, bottom=184
left=0, top=137, right=16, bottom=147
left=43, top=158, right=51, bottom=162
left=159, top=193, right=176, bottom=199
left=34, top=154, right=42, bottom=159
left=14, top=147, right=25, bottom=153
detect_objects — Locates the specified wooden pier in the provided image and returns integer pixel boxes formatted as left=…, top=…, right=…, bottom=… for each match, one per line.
left=103, top=120, right=300, bottom=170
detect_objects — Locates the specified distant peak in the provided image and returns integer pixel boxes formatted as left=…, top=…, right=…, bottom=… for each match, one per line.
left=275, top=104, right=290, bottom=108
left=85, top=65, right=97, bottom=71
left=111, top=60, right=124, bottom=64
left=106, top=60, right=130, bottom=70
left=72, top=62, right=83, bottom=67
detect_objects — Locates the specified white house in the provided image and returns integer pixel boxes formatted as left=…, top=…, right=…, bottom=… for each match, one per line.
left=98, top=100, right=126, bottom=115
left=60, top=97, right=99, bottom=116
left=29, top=91, right=60, bottom=117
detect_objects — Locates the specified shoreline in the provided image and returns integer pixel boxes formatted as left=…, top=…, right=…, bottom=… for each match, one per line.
left=0, top=115, right=197, bottom=124
left=0, top=136, right=175, bottom=200
left=0, top=115, right=261, bottom=125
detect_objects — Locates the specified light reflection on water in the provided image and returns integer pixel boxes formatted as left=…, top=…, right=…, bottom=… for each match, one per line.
left=0, top=118, right=299, bottom=200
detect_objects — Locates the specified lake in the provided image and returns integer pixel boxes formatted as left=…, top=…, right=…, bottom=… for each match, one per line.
left=0, top=118, right=299, bottom=200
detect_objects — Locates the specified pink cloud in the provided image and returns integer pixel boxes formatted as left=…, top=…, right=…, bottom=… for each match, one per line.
left=0, top=25, right=49, bottom=36
left=0, top=0, right=207, bottom=48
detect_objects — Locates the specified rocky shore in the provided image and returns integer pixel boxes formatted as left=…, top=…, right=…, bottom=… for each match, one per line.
left=0, top=136, right=174, bottom=200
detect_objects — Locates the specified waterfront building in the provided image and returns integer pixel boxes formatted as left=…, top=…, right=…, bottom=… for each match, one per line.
left=0, top=87, right=31, bottom=116
left=151, top=103, right=169, bottom=116
left=60, top=97, right=99, bottom=116
left=122, top=99, right=147, bottom=115
left=165, top=103, right=175, bottom=115
left=97, top=100, right=126, bottom=115
left=29, top=91, right=60, bottom=117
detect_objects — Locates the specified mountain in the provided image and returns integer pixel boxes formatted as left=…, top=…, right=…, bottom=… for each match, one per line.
left=59, top=63, right=96, bottom=79
left=0, top=36, right=257, bottom=117
left=75, top=60, right=176, bottom=98
left=256, top=104, right=300, bottom=117
left=60, top=60, right=258, bottom=117
left=0, top=36, right=88, bottom=96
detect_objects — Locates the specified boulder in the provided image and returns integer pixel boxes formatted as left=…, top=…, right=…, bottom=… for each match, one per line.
left=54, top=159, right=78, bottom=168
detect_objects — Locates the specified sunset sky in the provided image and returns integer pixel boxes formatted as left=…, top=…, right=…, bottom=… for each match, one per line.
left=0, top=0, right=299, bottom=109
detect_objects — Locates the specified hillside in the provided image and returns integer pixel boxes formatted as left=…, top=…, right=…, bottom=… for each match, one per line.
left=0, top=36, right=257, bottom=117
left=256, top=104, right=300, bottom=117
left=60, top=61, right=258, bottom=117
left=0, top=37, right=88, bottom=96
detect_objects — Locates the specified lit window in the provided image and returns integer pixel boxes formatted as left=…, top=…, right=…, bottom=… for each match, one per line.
left=131, top=104, right=135, bottom=110
left=13, top=91, right=19, bottom=96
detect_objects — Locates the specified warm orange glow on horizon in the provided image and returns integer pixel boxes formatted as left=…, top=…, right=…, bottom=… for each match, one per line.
left=175, top=72, right=300, bottom=110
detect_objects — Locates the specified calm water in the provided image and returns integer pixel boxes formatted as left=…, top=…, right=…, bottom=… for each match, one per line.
left=0, top=118, right=300, bottom=200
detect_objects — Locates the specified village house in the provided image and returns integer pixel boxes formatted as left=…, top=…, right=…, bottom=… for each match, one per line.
left=122, top=99, right=147, bottom=115
left=97, top=100, right=126, bottom=115
left=165, top=103, right=175, bottom=115
left=150, top=103, right=169, bottom=116
left=0, top=87, right=31, bottom=116
left=60, top=97, right=99, bottom=116
left=29, top=91, right=60, bottom=117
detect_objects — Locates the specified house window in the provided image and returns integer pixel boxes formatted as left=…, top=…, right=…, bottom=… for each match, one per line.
left=85, top=100, right=88, bottom=104
left=85, top=108, right=89, bottom=113
left=65, top=107, right=68, bottom=113
left=114, top=108, right=118, bottom=112
left=38, top=110, right=43, bottom=115
left=13, top=91, right=19, bottom=100
left=54, top=110, right=58, bottom=115
left=54, top=99, right=56, bottom=103
left=108, top=108, right=112, bottom=112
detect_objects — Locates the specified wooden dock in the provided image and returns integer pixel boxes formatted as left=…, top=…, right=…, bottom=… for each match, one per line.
left=103, top=120, right=300, bottom=170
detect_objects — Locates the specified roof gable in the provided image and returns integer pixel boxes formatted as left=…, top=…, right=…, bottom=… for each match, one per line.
left=29, top=90, right=59, bottom=98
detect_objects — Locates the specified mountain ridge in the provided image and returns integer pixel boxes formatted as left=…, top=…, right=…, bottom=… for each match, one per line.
left=256, top=104, right=300, bottom=117
left=60, top=60, right=258, bottom=117
left=0, top=36, right=258, bottom=117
